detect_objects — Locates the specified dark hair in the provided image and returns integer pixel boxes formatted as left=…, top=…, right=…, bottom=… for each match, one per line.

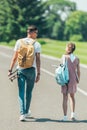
left=27, top=25, right=38, bottom=33
left=72, top=43, right=76, bottom=52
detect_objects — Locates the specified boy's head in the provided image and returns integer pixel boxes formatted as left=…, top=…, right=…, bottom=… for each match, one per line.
left=27, top=25, right=38, bottom=34
left=27, top=25, right=38, bottom=39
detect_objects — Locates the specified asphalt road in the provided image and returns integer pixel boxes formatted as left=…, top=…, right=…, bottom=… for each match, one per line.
left=0, top=45, right=87, bottom=130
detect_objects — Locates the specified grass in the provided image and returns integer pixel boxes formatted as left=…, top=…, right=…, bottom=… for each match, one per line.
left=0, top=38, right=87, bottom=65
left=38, top=38, right=87, bottom=65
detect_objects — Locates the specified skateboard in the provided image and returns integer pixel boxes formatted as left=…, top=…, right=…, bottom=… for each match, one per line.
left=9, top=69, right=18, bottom=82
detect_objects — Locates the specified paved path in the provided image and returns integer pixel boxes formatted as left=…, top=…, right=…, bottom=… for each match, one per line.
left=0, top=46, right=87, bottom=130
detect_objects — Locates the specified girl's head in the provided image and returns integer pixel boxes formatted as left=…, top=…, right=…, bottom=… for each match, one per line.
left=65, top=42, right=76, bottom=54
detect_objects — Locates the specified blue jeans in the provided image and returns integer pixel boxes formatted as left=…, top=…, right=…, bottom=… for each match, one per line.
left=17, top=67, right=35, bottom=115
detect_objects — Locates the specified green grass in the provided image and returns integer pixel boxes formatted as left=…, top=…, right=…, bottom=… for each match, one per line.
left=0, top=38, right=87, bottom=65
left=38, top=38, right=87, bottom=65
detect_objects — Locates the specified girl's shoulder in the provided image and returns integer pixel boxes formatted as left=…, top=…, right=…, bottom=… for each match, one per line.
left=62, top=54, right=70, bottom=60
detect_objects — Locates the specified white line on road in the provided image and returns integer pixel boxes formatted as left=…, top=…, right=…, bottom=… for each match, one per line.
left=41, top=68, right=87, bottom=97
left=0, top=52, right=11, bottom=58
left=0, top=50, right=87, bottom=96
left=41, top=54, right=87, bottom=69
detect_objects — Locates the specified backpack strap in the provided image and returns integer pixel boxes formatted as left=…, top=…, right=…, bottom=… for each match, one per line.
left=62, top=55, right=68, bottom=65
left=62, top=55, right=69, bottom=95
left=19, top=39, right=36, bottom=46
left=30, top=40, right=36, bottom=45
left=20, top=39, right=25, bottom=46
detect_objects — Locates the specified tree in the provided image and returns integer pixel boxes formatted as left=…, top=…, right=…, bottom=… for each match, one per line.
left=11, top=0, right=47, bottom=37
left=0, top=0, right=47, bottom=41
left=51, top=21, right=65, bottom=40
left=64, top=11, right=87, bottom=41
left=0, top=0, right=12, bottom=41
left=44, top=0, right=76, bottom=39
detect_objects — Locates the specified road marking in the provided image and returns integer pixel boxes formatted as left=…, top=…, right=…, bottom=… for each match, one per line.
left=0, top=52, right=11, bottom=58
left=41, top=68, right=87, bottom=96
left=77, top=87, right=87, bottom=96
left=41, top=54, right=87, bottom=69
left=0, top=50, right=87, bottom=96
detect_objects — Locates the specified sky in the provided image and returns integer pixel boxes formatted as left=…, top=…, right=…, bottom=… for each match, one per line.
left=70, top=0, right=87, bottom=12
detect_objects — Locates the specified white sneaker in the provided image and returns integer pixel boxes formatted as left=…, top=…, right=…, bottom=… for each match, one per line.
left=62, top=116, right=68, bottom=121
left=71, top=112, right=76, bottom=121
left=25, top=110, right=31, bottom=118
left=19, top=115, right=26, bottom=121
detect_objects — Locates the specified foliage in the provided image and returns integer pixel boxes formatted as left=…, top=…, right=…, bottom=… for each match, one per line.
left=64, top=11, right=87, bottom=41
left=0, top=0, right=47, bottom=42
left=46, top=0, right=76, bottom=13
left=1, top=0, right=87, bottom=42
left=38, top=39, right=47, bottom=45
left=8, top=40, right=16, bottom=46
left=0, top=0, right=12, bottom=41
left=70, top=34, right=83, bottom=42
left=51, top=21, right=65, bottom=40
left=45, top=0, right=76, bottom=39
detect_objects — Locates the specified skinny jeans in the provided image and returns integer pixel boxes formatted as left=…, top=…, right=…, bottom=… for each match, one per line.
left=17, top=67, right=35, bottom=115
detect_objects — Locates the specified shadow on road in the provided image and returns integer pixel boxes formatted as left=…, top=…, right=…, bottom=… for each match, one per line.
left=23, top=117, right=87, bottom=123
left=35, top=118, right=87, bottom=123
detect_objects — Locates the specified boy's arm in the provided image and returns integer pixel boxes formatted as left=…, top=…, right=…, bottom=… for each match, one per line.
left=8, top=51, right=18, bottom=76
left=35, top=52, right=41, bottom=82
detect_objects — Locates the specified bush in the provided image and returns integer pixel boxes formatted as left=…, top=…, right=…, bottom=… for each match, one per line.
left=8, top=40, right=16, bottom=46
left=38, top=39, right=47, bottom=45
left=70, top=34, right=83, bottom=42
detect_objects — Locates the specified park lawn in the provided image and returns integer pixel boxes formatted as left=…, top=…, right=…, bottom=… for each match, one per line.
left=0, top=38, right=87, bottom=65
left=38, top=38, right=87, bottom=65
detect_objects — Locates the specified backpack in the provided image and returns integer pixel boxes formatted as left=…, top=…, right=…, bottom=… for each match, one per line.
left=55, top=58, right=69, bottom=86
left=17, top=39, right=35, bottom=68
